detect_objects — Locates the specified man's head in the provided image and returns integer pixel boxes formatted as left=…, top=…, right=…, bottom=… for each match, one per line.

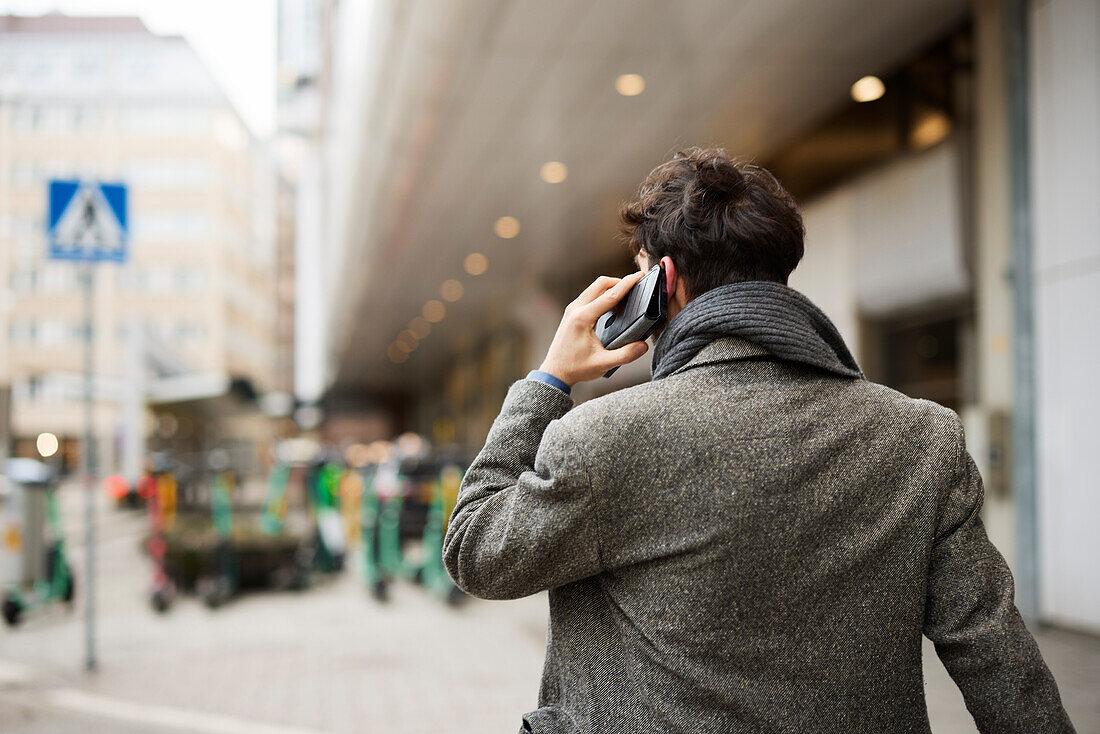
left=620, top=147, right=805, bottom=326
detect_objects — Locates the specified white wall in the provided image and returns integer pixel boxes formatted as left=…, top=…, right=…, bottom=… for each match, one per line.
left=793, top=140, right=968, bottom=360
left=1030, top=0, right=1100, bottom=632
left=793, top=185, right=860, bottom=355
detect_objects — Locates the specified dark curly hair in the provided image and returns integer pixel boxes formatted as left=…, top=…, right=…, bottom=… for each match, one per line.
left=619, top=147, right=805, bottom=298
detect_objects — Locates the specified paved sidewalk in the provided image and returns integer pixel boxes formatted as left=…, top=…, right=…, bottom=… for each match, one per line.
left=0, top=488, right=1097, bottom=733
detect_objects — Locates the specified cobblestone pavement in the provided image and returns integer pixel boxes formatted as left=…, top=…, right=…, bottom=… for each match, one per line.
left=0, top=486, right=1097, bottom=733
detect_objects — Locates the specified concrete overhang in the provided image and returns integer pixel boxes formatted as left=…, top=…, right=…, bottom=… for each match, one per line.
left=326, top=0, right=970, bottom=393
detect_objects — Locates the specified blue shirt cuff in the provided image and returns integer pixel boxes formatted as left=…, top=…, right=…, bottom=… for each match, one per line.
left=526, top=369, right=571, bottom=395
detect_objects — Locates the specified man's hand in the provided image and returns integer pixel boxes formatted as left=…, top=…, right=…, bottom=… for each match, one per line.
left=538, top=271, right=650, bottom=387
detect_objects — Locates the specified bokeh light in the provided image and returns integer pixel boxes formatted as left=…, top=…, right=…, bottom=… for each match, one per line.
left=540, top=161, right=568, bottom=183
left=36, top=432, right=59, bottom=458
left=464, top=253, right=489, bottom=276
left=615, top=73, right=645, bottom=96
left=850, top=75, right=885, bottom=102
left=494, top=216, right=520, bottom=239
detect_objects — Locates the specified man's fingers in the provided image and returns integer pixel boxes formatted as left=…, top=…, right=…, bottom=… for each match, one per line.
left=573, top=275, right=621, bottom=308
left=577, top=270, right=646, bottom=321
left=598, top=339, right=649, bottom=369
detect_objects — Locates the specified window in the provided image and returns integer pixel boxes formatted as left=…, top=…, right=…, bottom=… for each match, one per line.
left=36, top=107, right=73, bottom=134
left=10, top=160, right=35, bottom=187
left=176, top=321, right=207, bottom=343
left=14, top=374, right=75, bottom=404
left=121, top=158, right=211, bottom=190
left=120, top=107, right=209, bottom=136
left=73, top=55, right=101, bottom=78
left=14, top=375, right=40, bottom=402
left=9, top=318, right=35, bottom=345
left=73, top=106, right=102, bottom=132
left=10, top=158, right=85, bottom=188
left=132, top=212, right=210, bottom=243
left=37, top=319, right=69, bottom=347
left=176, top=268, right=208, bottom=293
left=21, top=58, right=52, bottom=80
left=146, top=265, right=174, bottom=292
left=39, top=264, right=77, bottom=293
left=10, top=267, right=35, bottom=292
left=124, top=53, right=157, bottom=81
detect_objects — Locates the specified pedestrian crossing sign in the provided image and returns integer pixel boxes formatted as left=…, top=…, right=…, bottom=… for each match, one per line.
left=47, top=179, right=129, bottom=263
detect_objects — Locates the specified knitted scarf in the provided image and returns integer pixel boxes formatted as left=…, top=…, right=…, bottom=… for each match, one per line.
left=651, top=281, right=863, bottom=381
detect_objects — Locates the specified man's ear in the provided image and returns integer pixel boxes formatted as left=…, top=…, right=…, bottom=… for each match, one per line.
left=659, top=255, right=678, bottom=298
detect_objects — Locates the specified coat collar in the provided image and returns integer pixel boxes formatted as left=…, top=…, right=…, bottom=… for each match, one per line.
left=670, top=336, right=772, bottom=376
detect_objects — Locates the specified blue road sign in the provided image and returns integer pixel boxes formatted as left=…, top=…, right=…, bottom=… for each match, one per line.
left=47, top=179, right=129, bottom=263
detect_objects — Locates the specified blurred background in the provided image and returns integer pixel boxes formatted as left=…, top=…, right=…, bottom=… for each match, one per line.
left=0, top=0, right=1098, bottom=732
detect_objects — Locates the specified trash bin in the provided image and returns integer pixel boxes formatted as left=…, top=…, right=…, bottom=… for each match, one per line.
left=2, top=458, right=73, bottom=626
left=1, top=459, right=52, bottom=588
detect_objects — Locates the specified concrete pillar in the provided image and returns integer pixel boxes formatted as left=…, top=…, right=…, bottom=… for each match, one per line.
left=0, top=386, right=10, bottom=465
left=294, top=149, right=326, bottom=404
left=971, top=0, right=1017, bottom=568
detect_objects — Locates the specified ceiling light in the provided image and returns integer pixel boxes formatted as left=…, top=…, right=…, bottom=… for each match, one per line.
left=441, top=279, right=464, bottom=301
left=910, top=110, right=951, bottom=150
left=423, top=300, right=446, bottom=323
left=540, top=161, right=568, bottom=183
left=409, top=317, right=431, bottom=339
left=615, top=74, right=645, bottom=96
left=494, top=216, right=520, bottom=239
left=387, top=343, right=409, bottom=363
left=464, top=253, right=488, bottom=276
left=397, top=331, right=418, bottom=350
left=850, top=75, right=885, bottom=103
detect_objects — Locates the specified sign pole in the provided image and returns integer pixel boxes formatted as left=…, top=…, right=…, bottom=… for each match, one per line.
left=46, top=177, right=127, bottom=673
left=81, top=263, right=96, bottom=672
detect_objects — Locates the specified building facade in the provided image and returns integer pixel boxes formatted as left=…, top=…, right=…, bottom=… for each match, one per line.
left=0, top=14, right=279, bottom=473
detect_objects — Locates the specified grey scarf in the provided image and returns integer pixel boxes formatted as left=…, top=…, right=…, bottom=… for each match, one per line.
left=651, top=281, right=863, bottom=381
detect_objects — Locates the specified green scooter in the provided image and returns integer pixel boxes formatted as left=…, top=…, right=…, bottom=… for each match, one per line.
left=197, top=471, right=238, bottom=608
left=360, top=465, right=389, bottom=600
left=417, top=469, right=464, bottom=606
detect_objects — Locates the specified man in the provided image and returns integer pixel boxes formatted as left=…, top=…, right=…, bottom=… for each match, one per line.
left=443, top=148, right=1073, bottom=733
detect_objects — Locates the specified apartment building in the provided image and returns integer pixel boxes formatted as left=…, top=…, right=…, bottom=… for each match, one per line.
left=0, top=14, right=279, bottom=471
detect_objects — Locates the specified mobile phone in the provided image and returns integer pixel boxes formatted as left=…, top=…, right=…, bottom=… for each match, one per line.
left=594, top=264, right=667, bottom=377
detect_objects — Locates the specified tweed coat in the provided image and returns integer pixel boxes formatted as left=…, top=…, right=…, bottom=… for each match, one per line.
left=442, top=336, right=1073, bottom=733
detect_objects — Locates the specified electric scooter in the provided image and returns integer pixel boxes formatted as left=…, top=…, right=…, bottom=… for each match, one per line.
left=2, top=478, right=75, bottom=626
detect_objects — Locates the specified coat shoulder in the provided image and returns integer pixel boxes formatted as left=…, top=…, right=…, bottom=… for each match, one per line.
left=555, top=373, right=964, bottom=458
left=856, top=378, right=960, bottom=420
left=555, top=380, right=668, bottom=441
left=846, top=378, right=964, bottom=448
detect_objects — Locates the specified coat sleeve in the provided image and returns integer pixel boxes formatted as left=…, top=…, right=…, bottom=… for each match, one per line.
left=442, top=379, right=603, bottom=600
left=923, top=416, right=1074, bottom=733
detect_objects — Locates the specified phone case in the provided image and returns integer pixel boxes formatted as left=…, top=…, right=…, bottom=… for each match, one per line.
left=594, top=264, right=667, bottom=377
